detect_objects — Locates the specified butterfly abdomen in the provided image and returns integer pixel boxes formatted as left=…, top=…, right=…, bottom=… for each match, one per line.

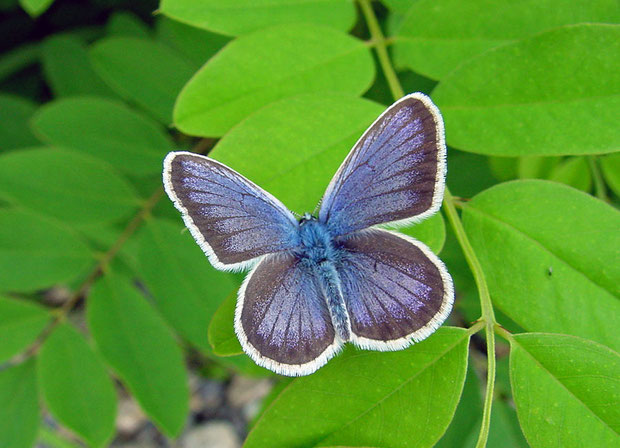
left=297, top=215, right=351, bottom=341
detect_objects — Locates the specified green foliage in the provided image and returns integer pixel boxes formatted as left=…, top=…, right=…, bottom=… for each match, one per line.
left=173, top=25, right=375, bottom=136
left=0, top=360, right=39, bottom=448
left=0, top=0, right=617, bottom=446
left=463, top=180, right=620, bottom=350
left=38, top=324, right=117, bottom=447
left=159, top=0, right=356, bottom=36
left=433, top=24, right=620, bottom=156
left=509, top=333, right=620, bottom=447
left=246, top=327, right=470, bottom=448
left=88, top=273, right=189, bottom=437
left=0, top=297, right=50, bottom=363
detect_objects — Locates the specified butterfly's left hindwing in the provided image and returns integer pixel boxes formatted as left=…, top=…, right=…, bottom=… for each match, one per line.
left=163, top=152, right=301, bottom=271
left=235, top=254, right=342, bottom=376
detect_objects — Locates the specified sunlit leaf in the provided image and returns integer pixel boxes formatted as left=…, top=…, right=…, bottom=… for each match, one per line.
left=174, top=26, right=374, bottom=136
left=510, top=333, right=620, bottom=447
left=246, top=327, right=469, bottom=448
left=463, top=180, right=620, bottom=350
left=433, top=24, right=619, bottom=156
left=159, top=0, right=356, bottom=36
left=0, top=360, right=39, bottom=448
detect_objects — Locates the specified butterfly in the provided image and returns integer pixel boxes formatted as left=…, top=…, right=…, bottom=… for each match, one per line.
left=163, top=93, right=454, bottom=376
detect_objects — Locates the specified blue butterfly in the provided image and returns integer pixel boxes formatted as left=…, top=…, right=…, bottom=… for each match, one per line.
left=163, top=93, right=454, bottom=376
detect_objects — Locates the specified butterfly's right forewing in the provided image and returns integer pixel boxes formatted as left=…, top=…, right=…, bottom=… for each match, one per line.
left=163, top=152, right=301, bottom=270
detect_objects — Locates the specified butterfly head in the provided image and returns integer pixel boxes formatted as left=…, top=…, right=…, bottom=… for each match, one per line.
left=297, top=213, right=336, bottom=263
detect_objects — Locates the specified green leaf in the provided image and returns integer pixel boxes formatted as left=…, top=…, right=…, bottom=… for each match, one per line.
left=392, top=0, right=618, bottom=80
left=173, top=26, right=374, bottom=136
left=0, top=43, right=39, bottom=84
left=517, top=156, right=560, bottom=180
left=156, top=17, right=231, bottom=68
left=0, top=147, right=140, bottom=224
left=19, top=0, right=54, bottom=17
left=509, top=333, right=620, bottom=447
left=159, top=0, right=356, bottom=36
left=462, top=180, right=620, bottom=350
left=600, top=153, right=620, bottom=197
left=41, top=35, right=117, bottom=98
left=32, top=97, right=173, bottom=176
left=436, top=366, right=483, bottom=447
left=208, top=290, right=242, bottom=356
left=38, top=324, right=117, bottom=447
left=400, top=212, right=446, bottom=254
left=135, top=219, right=238, bottom=353
left=88, top=273, right=189, bottom=437
left=548, top=157, right=592, bottom=192
left=90, top=37, right=195, bottom=124
left=0, top=296, right=50, bottom=363
left=106, top=11, right=150, bottom=38
left=0, top=94, right=39, bottom=150
left=210, top=94, right=384, bottom=212
left=246, top=327, right=469, bottom=448
left=0, top=360, right=39, bottom=448
left=432, top=24, right=620, bottom=156
left=0, top=209, right=93, bottom=292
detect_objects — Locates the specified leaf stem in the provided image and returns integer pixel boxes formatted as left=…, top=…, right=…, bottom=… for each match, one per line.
left=587, top=156, right=607, bottom=201
left=358, top=2, right=497, bottom=446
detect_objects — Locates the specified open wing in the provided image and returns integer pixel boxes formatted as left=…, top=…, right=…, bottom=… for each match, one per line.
left=163, top=151, right=300, bottom=271
left=319, top=93, right=446, bottom=237
left=337, top=229, right=453, bottom=350
left=236, top=254, right=342, bottom=376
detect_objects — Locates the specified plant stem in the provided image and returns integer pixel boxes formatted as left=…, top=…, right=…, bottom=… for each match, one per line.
left=358, top=0, right=404, bottom=100
left=587, top=156, right=607, bottom=201
left=358, top=2, right=497, bottom=446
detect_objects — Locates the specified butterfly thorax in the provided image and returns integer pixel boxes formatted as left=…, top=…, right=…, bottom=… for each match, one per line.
left=297, top=214, right=337, bottom=264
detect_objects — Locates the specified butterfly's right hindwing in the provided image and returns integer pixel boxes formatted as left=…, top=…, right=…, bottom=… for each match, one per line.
left=163, top=152, right=301, bottom=271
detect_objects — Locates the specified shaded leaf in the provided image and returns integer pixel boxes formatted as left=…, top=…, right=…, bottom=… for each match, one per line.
left=156, top=16, right=230, bottom=68
left=88, top=273, right=189, bottom=437
left=159, top=0, right=356, bottom=36
left=208, top=290, right=242, bottom=356
left=0, top=360, right=39, bottom=448
left=41, top=35, right=117, bottom=98
left=174, top=26, right=374, bottom=136
left=0, top=43, right=39, bottom=84
left=19, top=0, right=53, bottom=17
left=0, top=94, right=39, bottom=150
left=433, top=24, right=620, bottom=156
left=91, top=37, right=195, bottom=124
left=135, top=219, right=238, bottom=352
left=463, top=180, right=620, bottom=350
left=392, top=0, right=618, bottom=80
left=0, top=147, right=140, bottom=224
left=0, top=296, right=50, bottom=363
left=510, top=333, right=620, bottom=447
left=0, top=209, right=93, bottom=292
left=32, top=97, right=173, bottom=176
left=38, top=324, right=117, bottom=447
left=600, top=153, right=620, bottom=197
left=246, top=327, right=469, bottom=448
left=548, top=157, right=592, bottom=192
left=106, top=11, right=150, bottom=38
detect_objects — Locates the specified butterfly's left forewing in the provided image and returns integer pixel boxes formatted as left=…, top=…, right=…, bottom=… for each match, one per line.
left=163, top=152, right=301, bottom=271
left=337, top=229, right=453, bottom=350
